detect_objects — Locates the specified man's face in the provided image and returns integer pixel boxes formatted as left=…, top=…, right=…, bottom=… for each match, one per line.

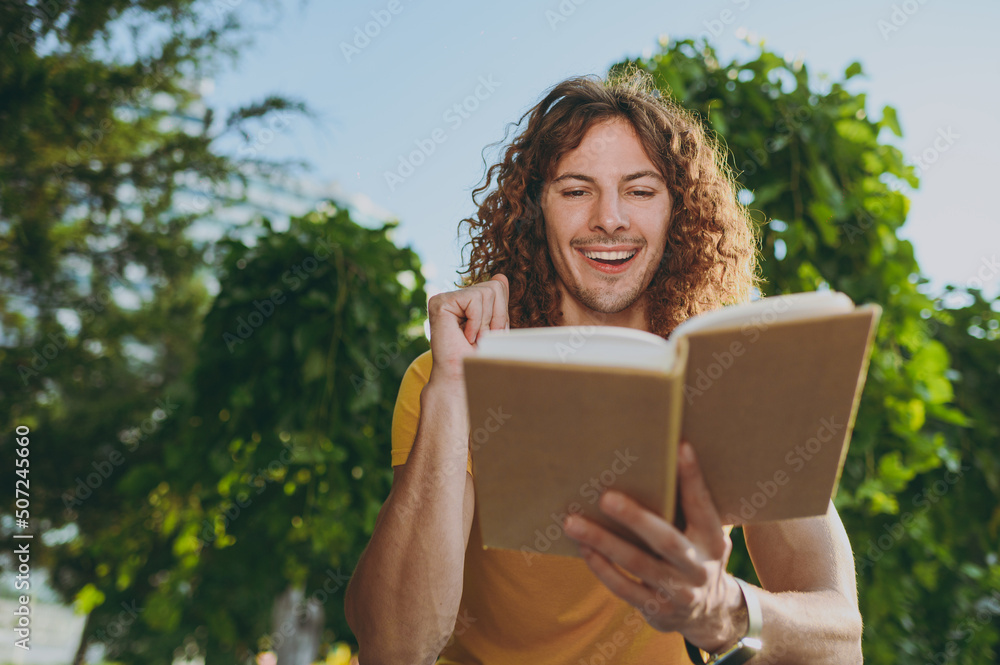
left=540, top=118, right=672, bottom=322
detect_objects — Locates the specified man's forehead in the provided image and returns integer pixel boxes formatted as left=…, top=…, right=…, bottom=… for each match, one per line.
left=550, top=170, right=666, bottom=185
left=545, top=118, right=662, bottom=181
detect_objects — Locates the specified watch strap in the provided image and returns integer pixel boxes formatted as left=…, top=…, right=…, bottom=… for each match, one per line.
left=734, top=578, right=763, bottom=641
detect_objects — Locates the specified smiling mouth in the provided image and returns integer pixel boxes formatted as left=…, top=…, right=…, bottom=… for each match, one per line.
left=579, top=248, right=639, bottom=266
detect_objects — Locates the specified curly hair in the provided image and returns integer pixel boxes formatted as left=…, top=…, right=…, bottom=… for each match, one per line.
left=457, top=69, right=760, bottom=338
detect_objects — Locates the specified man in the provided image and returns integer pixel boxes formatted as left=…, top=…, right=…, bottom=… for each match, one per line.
left=345, top=72, right=863, bottom=664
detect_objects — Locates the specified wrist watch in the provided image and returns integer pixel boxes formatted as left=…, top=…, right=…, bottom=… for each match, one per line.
left=684, top=578, right=762, bottom=664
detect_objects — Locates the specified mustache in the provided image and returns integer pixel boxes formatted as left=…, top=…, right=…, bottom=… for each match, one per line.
left=570, top=238, right=647, bottom=248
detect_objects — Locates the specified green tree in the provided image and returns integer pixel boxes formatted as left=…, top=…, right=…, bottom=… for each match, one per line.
left=610, top=39, right=999, bottom=663
left=0, top=0, right=318, bottom=661
left=59, top=208, right=427, bottom=662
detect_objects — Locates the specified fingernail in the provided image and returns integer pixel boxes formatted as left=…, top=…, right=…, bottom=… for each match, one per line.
left=603, top=491, right=624, bottom=513
left=564, top=516, right=581, bottom=535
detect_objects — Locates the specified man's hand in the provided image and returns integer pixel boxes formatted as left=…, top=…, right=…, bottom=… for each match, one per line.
left=562, top=440, right=748, bottom=653
left=426, top=274, right=510, bottom=385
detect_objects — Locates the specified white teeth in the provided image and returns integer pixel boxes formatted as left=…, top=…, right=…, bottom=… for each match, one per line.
left=582, top=249, right=637, bottom=260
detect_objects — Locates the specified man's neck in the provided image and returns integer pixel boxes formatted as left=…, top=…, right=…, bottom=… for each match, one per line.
left=553, top=291, right=650, bottom=332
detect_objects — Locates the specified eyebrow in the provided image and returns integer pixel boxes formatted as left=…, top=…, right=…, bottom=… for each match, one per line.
left=550, top=170, right=666, bottom=185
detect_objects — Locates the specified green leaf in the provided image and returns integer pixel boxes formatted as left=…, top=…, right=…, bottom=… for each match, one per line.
left=73, top=583, right=106, bottom=614
left=881, top=105, right=903, bottom=137
left=835, top=119, right=876, bottom=144
left=878, top=450, right=919, bottom=489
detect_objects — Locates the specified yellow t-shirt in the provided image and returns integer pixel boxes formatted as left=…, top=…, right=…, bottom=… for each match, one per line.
left=390, top=350, right=689, bottom=664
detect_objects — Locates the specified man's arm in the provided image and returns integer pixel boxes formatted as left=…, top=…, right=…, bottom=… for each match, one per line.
left=740, top=502, right=863, bottom=663
left=344, top=380, right=476, bottom=665
left=345, top=274, right=510, bottom=665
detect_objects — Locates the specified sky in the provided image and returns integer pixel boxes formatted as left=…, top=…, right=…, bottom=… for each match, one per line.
left=200, top=0, right=1000, bottom=302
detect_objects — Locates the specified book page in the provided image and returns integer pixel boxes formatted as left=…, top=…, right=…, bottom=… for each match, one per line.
left=475, top=325, right=675, bottom=370
left=472, top=291, right=854, bottom=369
left=670, top=291, right=855, bottom=339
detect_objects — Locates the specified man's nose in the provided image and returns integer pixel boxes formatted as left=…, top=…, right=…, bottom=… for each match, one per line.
left=590, top=193, right=630, bottom=235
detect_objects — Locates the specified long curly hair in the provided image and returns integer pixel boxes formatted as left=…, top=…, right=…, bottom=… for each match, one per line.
left=458, top=69, right=760, bottom=338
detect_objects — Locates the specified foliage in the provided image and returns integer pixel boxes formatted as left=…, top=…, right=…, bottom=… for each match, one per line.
left=65, top=209, right=427, bottom=661
left=4, top=3, right=997, bottom=661
left=0, top=0, right=344, bottom=661
left=611, top=39, right=1000, bottom=663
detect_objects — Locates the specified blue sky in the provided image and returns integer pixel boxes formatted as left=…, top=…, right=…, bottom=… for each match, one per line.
left=201, top=0, right=1000, bottom=302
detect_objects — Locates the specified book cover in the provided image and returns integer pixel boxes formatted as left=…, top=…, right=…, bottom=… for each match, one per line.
left=463, top=295, right=881, bottom=559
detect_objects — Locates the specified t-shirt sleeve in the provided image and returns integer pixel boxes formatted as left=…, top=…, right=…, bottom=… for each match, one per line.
left=390, top=350, right=474, bottom=477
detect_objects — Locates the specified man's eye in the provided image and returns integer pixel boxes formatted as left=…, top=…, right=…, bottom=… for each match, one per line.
left=563, top=190, right=587, bottom=198
left=631, top=190, right=655, bottom=198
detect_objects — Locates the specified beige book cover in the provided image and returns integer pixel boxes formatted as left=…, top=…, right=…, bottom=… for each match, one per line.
left=463, top=293, right=881, bottom=559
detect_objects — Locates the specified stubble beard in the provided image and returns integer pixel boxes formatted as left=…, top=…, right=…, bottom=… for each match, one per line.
left=566, top=276, right=648, bottom=314
left=560, top=252, right=663, bottom=317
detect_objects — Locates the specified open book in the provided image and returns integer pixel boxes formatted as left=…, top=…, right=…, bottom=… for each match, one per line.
left=462, top=291, right=881, bottom=559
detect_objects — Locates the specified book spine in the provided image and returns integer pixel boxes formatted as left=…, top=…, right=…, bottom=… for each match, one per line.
left=830, top=305, right=883, bottom=497
left=664, top=337, right=690, bottom=524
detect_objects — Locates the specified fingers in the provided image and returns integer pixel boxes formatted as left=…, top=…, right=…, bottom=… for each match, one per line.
left=488, top=274, right=510, bottom=331
left=577, top=542, right=663, bottom=611
left=428, top=273, right=511, bottom=348
left=579, top=492, right=704, bottom=582
left=677, top=441, right=726, bottom=556
left=468, top=274, right=509, bottom=344
left=489, top=273, right=509, bottom=302
left=473, top=286, right=496, bottom=343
